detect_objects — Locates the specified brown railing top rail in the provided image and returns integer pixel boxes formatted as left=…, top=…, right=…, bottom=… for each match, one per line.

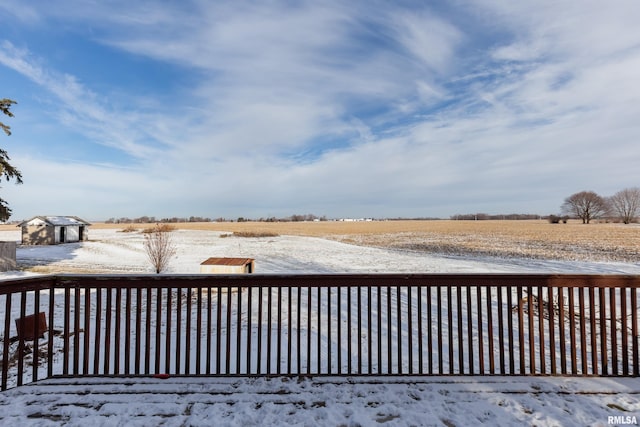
left=1, top=273, right=640, bottom=293
left=0, top=275, right=57, bottom=294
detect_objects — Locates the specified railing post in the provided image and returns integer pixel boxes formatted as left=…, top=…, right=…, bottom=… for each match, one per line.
left=538, top=285, right=545, bottom=375
left=589, top=287, right=598, bottom=375
left=32, top=291, right=39, bottom=382
left=124, top=288, right=131, bottom=375
left=447, top=286, right=453, bottom=375
left=578, top=287, right=587, bottom=375
left=599, top=287, right=608, bottom=375
left=568, top=287, right=577, bottom=375
left=465, top=286, right=474, bottom=375
left=83, top=286, right=91, bottom=376
left=48, top=286, right=55, bottom=378
left=632, top=287, right=639, bottom=377
left=547, top=286, right=556, bottom=375
left=620, top=287, right=628, bottom=376
left=610, top=288, right=618, bottom=375
left=496, top=287, right=504, bottom=375
left=2, top=292, right=12, bottom=390
left=487, top=286, right=495, bottom=375
left=94, top=287, right=102, bottom=375
left=368, top=285, right=373, bottom=374
left=17, top=291, right=26, bottom=386
left=165, top=287, right=172, bottom=375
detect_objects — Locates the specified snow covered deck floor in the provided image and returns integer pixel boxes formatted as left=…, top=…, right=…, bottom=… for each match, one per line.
left=1, top=376, right=639, bottom=426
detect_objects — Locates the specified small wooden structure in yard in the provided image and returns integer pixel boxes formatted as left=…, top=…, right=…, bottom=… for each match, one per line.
left=15, top=312, right=47, bottom=341
left=19, top=216, right=90, bottom=245
left=200, top=257, right=255, bottom=274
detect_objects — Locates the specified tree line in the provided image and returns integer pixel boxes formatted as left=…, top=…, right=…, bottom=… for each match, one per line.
left=105, top=216, right=214, bottom=224
left=105, top=214, right=330, bottom=224
left=450, top=213, right=541, bottom=221
left=104, top=192, right=640, bottom=226
left=450, top=189, right=639, bottom=225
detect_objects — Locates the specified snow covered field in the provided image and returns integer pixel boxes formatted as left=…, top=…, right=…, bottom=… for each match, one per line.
left=3, top=228, right=640, bottom=276
left=1, top=228, right=639, bottom=426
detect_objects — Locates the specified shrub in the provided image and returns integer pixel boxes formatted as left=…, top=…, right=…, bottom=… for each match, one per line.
left=233, top=231, right=279, bottom=238
left=143, top=224, right=177, bottom=273
left=219, top=231, right=279, bottom=238
left=142, top=223, right=176, bottom=233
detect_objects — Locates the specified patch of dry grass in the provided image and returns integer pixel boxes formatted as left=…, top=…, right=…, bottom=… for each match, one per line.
left=141, top=223, right=176, bottom=233
left=24, top=265, right=115, bottom=274
left=220, top=231, right=280, bottom=238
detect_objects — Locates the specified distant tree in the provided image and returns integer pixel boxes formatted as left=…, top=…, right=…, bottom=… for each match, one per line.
left=143, top=224, right=177, bottom=273
left=0, top=98, right=23, bottom=221
left=608, top=187, right=640, bottom=224
left=561, top=191, right=608, bottom=224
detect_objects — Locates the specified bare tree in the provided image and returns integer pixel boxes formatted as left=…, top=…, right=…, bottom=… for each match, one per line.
left=561, top=191, right=608, bottom=224
left=143, top=224, right=177, bottom=273
left=609, top=187, right=640, bottom=224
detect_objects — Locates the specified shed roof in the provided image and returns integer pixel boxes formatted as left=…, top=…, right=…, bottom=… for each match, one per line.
left=200, top=257, right=254, bottom=266
left=18, top=216, right=92, bottom=227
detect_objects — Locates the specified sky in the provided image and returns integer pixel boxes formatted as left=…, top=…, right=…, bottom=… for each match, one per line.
left=0, top=1, right=639, bottom=221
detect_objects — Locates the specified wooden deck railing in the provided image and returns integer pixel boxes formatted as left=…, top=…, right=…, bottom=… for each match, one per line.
left=1, top=274, right=639, bottom=390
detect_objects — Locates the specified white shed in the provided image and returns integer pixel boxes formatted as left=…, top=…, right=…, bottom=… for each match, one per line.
left=19, top=216, right=90, bottom=245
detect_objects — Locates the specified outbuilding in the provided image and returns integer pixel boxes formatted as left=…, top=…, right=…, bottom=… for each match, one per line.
left=199, top=257, right=255, bottom=274
left=19, top=216, right=91, bottom=245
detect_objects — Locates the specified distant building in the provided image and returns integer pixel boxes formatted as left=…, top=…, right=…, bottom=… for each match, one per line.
left=19, top=216, right=91, bottom=245
left=199, top=257, right=255, bottom=274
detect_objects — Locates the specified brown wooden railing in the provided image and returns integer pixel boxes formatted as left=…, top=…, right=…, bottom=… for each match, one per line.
left=1, top=274, right=639, bottom=390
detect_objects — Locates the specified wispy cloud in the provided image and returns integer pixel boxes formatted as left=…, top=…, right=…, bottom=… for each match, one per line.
left=1, top=1, right=639, bottom=219
left=0, top=41, right=169, bottom=161
left=0, top=2, right=42, bottom=25
left=58, top=2, right=464, bottom=152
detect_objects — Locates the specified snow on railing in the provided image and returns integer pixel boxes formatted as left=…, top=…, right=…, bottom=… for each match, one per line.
left=1, top=274, right=639, bottom=390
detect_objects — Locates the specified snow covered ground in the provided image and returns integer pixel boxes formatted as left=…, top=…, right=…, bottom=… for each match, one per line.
left=1, top=376, right=639, bottom=426
left=1, top=228, right=639, bottom=426
left=3, top=228, right=640, bottom=276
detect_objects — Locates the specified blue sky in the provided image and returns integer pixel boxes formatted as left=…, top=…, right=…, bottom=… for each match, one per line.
left=1, top=1, right=639, bottom=221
